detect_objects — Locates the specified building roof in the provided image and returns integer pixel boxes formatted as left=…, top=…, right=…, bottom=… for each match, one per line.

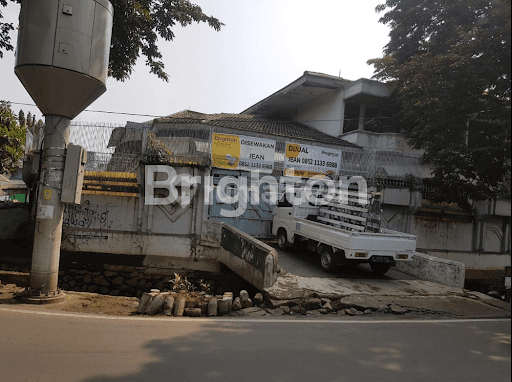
left=153, top=111, right=360, bottom=148
left=241, top=71, right=392, bottom=118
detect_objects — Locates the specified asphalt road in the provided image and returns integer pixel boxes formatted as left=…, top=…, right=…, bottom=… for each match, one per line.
left=269, top=242, right=418, bottom=280
left=0, top=308, right=510, bottom=382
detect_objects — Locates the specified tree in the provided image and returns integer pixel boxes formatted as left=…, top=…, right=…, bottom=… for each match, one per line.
left=26, top=111, right=32, bottom=131
left=0, top=100, right=26, bottom=174
left=368, top=0, right=511, bottom=206
left=0, top=0, right=222, bottom=81
left=18, top=109, right=24, bottom=127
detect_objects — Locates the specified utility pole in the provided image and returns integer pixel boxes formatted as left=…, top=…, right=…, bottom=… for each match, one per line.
left=14, top=0, right=113, bottom=303
left=27, top=116, right=71, bottom=302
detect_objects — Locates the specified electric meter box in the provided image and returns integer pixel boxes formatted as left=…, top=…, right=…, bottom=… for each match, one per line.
left=61, top=144, right=87, bottom=204
left=15, top=0, right=113, bottom=119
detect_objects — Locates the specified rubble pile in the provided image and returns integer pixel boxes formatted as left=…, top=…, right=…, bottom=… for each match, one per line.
left=136, top=289, right=267, bottom=317
left=135, top=289, right=424, bottom=317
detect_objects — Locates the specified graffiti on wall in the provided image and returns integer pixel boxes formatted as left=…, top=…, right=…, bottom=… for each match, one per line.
left=63, top=200, right=112, bottom=230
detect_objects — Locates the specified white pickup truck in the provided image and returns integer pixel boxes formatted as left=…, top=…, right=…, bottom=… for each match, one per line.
left=272, top=191, right=417, bottom=275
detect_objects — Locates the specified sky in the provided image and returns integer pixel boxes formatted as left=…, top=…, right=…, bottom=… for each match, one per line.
left=0, top=0, right=390, bottom=125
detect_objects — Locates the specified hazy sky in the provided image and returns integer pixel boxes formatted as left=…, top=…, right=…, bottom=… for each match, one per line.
left=0, top=0, right=390, bottom=125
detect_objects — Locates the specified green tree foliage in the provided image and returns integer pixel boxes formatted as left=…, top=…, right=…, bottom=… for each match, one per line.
left=0, top=100, right=26, bottom=174
left=0, top=0, right=222, bottom=81
left=368, top=0, right=511, bottom=205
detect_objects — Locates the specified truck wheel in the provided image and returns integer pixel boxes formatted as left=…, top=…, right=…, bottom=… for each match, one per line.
left=319, top=248, right=337, bottom=273
left=277, top=229, right=289, bottom=250
left=370, top=263, right=390, bottom=276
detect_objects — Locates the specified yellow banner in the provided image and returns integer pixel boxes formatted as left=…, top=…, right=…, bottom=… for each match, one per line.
left=211, top=134, right=241, bottom=169
left=212, top=133, right=276, bottom=172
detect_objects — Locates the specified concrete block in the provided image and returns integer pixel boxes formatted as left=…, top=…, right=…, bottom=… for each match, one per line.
left=208, top=298, right=218, bottom=316
left=146, top=294, right=165, bottom=315
left=163, top=296, right=174, bottom=316
left=184, top=308, right=201, bottom=317
left=173, top=296, right=186, bottom=317
left=395, top=252, right=465, bottom=288
left=218, top=298, right=231, bottom=316
left=137, top=292, right=153, bottom=314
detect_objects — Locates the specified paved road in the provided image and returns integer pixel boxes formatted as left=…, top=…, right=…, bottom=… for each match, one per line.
left=0, top=308, right=510, bottom=382
left=269, top=242, right=418, bottom=280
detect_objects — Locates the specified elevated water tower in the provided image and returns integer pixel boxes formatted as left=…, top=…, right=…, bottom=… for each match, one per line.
left=15, top=0, right=113, bottom=302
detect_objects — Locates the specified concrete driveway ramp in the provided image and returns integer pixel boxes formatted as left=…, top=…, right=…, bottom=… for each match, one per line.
left=202, top=220, right=278, bottom=290
left=264, top=273, right=511, bottom=317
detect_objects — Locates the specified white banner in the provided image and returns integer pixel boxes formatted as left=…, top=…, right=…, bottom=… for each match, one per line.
left=212, top=133, right=276, bottom=173
left=284, top=143, right=341, bottom=177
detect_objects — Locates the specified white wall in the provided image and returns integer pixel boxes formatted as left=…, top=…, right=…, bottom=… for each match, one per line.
left=294, top=88, right=345, bottom=137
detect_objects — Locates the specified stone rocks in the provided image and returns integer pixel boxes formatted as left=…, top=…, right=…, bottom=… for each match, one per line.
left=253, top=292, right=264, bottom=305
left=267, top=308, right=285, bottom=315
left=93, top=276, right=103, bottom=286
left=301, top=297, right=323, bottom=310
left=390, top=304, right=408, bottom=315
left=239, top=290, right=250, bottom=303
left=291, top=306, right=301, bottom=314
left=346, top=308, right=364, bottom=316
left=339, top=296, right=388, bottom=312
left=322, top=301, right=333, bottom=312
left=243, top=298, right=254, bottom=308
left=239, top=307, right=267, bottom=316
left=232, top=297, right=242, bottom=311
left=112, top=277, right=124, bottom=286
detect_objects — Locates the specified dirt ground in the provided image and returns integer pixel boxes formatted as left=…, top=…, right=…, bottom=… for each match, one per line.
left=0, top=281, right=215, bottom=316
left=0, top=282, right=141, bottom=316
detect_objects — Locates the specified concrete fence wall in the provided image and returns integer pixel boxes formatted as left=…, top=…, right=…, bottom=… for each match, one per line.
left=395, top=252, right=465, bottom=288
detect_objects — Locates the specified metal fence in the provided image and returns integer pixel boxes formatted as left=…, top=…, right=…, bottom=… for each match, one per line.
left=63, top=123, right=429, bottom=184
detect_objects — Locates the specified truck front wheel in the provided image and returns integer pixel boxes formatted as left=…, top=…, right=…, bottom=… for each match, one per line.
left=277, top=229, right=289, bottom=250
left=370, top=263, right=390, bottom=276
left=319, top=248, right=337, bottom=273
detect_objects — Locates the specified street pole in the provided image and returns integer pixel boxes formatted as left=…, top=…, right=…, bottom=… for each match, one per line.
left=25, top=115, right=71, bottom=303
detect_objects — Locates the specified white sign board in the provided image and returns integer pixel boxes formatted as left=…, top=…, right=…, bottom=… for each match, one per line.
left=284, top=143, right=342, bottom=177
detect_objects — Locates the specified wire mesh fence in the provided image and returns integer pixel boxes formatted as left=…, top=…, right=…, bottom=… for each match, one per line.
left=62, top=122, right=430, bottom=184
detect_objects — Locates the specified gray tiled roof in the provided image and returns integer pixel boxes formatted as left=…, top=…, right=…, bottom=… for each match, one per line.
left=154, top=111, right=359, bottom=148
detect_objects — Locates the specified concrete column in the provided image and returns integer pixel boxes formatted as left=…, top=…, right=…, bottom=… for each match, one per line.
left=26, top=115, right=70, bottom=303
left=358, top=103, right=366, bottom=131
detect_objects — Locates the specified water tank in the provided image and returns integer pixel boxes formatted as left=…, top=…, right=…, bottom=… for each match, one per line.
left=15, top=0, right=113, bottom=119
